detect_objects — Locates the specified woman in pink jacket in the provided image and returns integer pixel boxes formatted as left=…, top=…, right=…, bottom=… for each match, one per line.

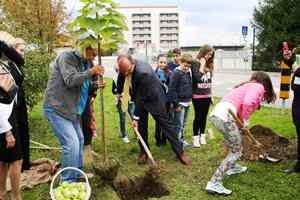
left=205, top=71, right=276, bottom=195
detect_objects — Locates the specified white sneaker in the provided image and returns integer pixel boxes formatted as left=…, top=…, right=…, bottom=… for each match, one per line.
left=121, top=136, right=130, bottom=143
left=182, top=140, right=192, bottom=148
left=205, top=181, right=232, bottom=195
left=226, top=164, right=247, bottom=176
left=200, top=134, right=207, bottom=145
left=193, top=136, right=201, bottom=148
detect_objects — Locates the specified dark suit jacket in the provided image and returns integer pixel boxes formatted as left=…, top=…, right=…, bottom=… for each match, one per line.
left=117, top=60, right=167, bottom=119
left=292, top=67, right=300, bottom=124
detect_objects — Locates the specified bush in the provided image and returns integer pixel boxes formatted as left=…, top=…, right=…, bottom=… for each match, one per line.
left=23, top=50, right=52, bottom=110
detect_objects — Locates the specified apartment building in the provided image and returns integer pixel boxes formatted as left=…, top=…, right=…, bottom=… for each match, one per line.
left=118, top=4, right=180, bottom=52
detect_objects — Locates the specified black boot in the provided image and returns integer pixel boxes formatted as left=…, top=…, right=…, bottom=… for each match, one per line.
left=283, top=161, right=300, bottom=173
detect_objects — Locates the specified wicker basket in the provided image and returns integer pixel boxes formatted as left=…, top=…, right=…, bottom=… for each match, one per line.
left=50, top=167, right=91, bottom=200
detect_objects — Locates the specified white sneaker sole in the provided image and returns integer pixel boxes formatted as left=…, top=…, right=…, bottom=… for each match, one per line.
left=205, top=188, right=232, bottom=196
left=226, top=167, right=247, bottom=176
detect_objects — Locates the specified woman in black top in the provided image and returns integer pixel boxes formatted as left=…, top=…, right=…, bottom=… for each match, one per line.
left=0, top=36, right=25, bottom=200
left=191, top=45, right=214, bottom=147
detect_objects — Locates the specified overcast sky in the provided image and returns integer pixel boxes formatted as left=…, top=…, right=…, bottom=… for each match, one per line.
left=66, top=0, right=259, bottom=46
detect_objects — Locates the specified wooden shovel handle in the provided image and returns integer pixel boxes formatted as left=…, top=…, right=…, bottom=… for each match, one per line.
left=228, top=110, right=263, bottom=147
left=133, top=126, right=157, bottom=166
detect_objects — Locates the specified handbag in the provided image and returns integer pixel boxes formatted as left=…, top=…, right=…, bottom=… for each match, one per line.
left=0, top=60, right=18, bottom=104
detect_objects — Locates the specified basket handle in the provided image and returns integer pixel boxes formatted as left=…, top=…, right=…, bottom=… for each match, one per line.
left=50, top=167, right=91, bottom=200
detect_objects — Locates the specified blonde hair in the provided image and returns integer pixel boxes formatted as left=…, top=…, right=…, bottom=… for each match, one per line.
left=180, top=54, right=193, bottom=64
left=13, top=38, right=26, bottom=48
left=0, top=31, right=15, bottom=46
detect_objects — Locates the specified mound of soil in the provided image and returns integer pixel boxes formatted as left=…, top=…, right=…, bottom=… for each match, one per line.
left=222, top=124, right=297, bottom=161
left=93, top=159, right=120, bottom=181
left=113, top=165, right=170, bottom=200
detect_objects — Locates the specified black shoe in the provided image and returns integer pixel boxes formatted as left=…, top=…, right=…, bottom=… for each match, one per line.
left=283, top=167, right=300, bottom=174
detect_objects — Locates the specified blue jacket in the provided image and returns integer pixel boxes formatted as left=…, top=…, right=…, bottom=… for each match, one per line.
left=167, top=67, right=192, bottom=107
left=155, top=67, right=172, bottom=93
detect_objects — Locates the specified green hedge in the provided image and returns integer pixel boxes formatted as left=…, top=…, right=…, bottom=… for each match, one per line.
left=23, top=50, right=52, bottom=110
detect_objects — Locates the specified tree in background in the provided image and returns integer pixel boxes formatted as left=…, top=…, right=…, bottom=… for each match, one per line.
left=252, top=0, right=300, bottom=71
left=23, top=50, right=52, bottom=109
left=0, top=0, right=67, bottom=51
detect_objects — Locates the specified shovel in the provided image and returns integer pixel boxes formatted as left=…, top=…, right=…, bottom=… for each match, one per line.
left=128, top=115, right=156, bottom=166
left=132, top=125, right=157, bottom=166
left=228, top=109, right=263, bottom=148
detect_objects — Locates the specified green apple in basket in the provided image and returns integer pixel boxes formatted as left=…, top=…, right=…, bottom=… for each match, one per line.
left=54, top=182, right=86, bottom=200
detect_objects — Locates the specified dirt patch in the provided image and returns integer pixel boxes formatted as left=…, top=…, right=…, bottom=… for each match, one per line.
left=113, top=164, right=170, bottom=200
left=93, top=159, right=120, bottom=182
left=222, top=124, right=297, bottom=161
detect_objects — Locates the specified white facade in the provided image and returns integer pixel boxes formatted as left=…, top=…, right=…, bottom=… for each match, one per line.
left=118, top=5, right=179, bottom=53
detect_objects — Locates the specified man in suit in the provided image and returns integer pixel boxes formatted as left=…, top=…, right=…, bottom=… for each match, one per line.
left=117, top=54, right=191, bottom=165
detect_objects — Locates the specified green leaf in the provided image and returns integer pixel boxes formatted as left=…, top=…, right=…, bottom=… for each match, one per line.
left=68, top=0, right=128, bottom=52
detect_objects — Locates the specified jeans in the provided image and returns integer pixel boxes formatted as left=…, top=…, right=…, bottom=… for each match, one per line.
left=44, top=109, right=84, bottom=182
left=116, top=101, right=135, bottom=138
left=172, top=105, right=190, bottom=143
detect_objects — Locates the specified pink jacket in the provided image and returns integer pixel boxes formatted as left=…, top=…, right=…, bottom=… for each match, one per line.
left=223, top=82, right=265, bottom=121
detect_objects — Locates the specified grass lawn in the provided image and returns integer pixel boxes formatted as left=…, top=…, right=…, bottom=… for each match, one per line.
left=23, top=79, right=299, bottom=200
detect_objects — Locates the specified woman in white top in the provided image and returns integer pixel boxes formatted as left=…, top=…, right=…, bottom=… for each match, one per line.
left=0, top=32, right=25, bottom=200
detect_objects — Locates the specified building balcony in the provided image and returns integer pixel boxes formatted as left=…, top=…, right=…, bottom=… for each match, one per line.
left=133, top=36, right=152, bottom=41
left=160, top=13, right=178, bottom=18
left=160, top=37, right=179, bottom=41
left=160, top=28, right=178, bottom=34
left=160, top=23, right=179, bottom=28
left=132, top=23, right=151, bottom=28
left=159, top=16, right=178, bottom=21
left=132, top=16, right=151, bottom=21
left=132, top=30, right=152, bottom=34
left=160, top=43, right=179, bottom=49
left=133, top=40, right=152, bottom=46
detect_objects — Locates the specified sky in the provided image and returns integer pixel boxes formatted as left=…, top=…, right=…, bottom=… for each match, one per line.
left=66, top=0, right=259, bottom=46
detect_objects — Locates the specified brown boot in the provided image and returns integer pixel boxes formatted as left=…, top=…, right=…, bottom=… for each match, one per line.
left=137, top=153, right=147, bottom=165
left=178, top=152, right=191, bottom=165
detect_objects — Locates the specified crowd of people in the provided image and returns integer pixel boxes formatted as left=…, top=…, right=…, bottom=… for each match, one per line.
left=0, top=30, right=299, bottom=199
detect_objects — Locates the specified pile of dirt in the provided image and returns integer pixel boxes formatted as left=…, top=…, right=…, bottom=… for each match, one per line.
left=222, top=124, right=297, bottom=161
left=93, top=159, right=120, bottom=182
left=113, top=165, right=170, bottom=200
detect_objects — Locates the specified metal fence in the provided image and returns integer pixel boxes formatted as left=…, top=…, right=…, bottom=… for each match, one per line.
left=214, top=49, right=252, bottom=71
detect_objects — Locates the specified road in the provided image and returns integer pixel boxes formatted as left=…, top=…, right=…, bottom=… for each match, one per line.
left=212, top=70, right=292, bottom=108
left=103, top=61, right=292, bottom=108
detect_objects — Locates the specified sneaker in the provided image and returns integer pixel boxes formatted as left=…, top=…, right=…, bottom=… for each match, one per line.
left=226, top=164, right=247, bottom=176
left=121, top=136, right=130, bottom=143
left=200, top=134, right=207, bottom=145
left=205, top=181, right=232, bottom=195
left=193, top=136, right=201, bottom=148
left=182, top=140, right=192, bottom=148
